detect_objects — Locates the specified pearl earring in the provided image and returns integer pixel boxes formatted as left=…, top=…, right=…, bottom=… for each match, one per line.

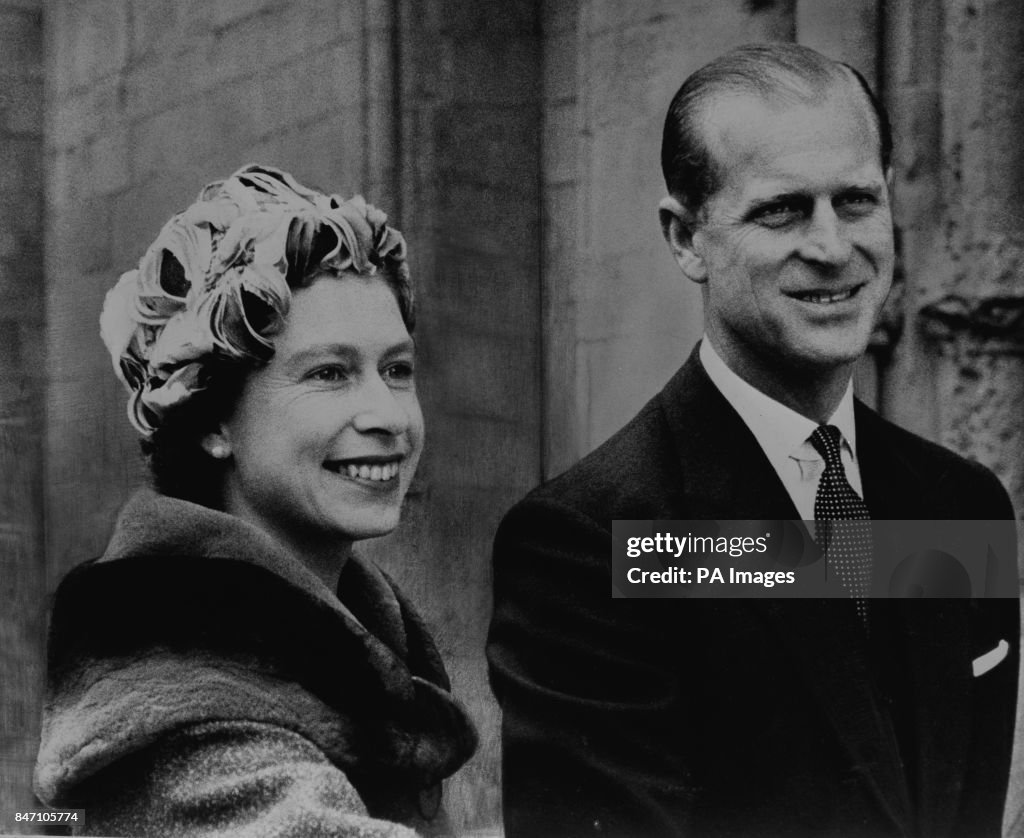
left=210, top=444, right=230, bottom=459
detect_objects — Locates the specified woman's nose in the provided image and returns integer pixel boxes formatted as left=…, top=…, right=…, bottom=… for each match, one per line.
left=351, top=375, right=411, bottom=435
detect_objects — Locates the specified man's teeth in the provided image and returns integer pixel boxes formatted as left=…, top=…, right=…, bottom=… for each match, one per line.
left=795, top=288, right=856, bottom=304
left=344, top=462, right=400, bottom=481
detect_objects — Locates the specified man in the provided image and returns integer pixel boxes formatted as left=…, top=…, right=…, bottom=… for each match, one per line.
left=487, top=44, right=1018, bottom=838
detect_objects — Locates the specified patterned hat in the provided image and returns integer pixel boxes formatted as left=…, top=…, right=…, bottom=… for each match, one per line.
left=100, top=164, right=409, bottom=436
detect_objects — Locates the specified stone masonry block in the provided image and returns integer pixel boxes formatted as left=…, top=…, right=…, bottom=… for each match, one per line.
left=209, top=0, right=345, bottom=80
left=0, top=137, right=42, bottom=232
left=585, top=0, right=711, bottom=36
left=0, top=75, right=43, bottom=136
left=438, top=104, right=539, bottom=192
left=417, top=413, right=537, bottom=490
left=543, top=30, right=577, bottom=105
left=329, top=41, right=365, bottom=108
left=44, top=273, right=113, bottom=390
left=120, top=39, right=212, bottom=123
left=269, top=108, right=366, bottom=197
left=451, top=34, right=540, bottom=106
left=49, top=197, right=113, bottom=278
left=129, top=0, right=183, bottom=60
left=578, top=246, right=702, bottom=344
left=543, top=100, right=579, bottom=186
left=444, top=0, right=537, bottom=35
left=46, top=144, right=88, bottom=214
left=433, top=327, right=539, bottom=423
left=438, top=183, right=538, bottom=259
left=543, top=0, right=578, bottom=35
left=543, top=181, right=579, bottom=258
left=87, top=127, right=131, bottom=196
left=108, top=173, right=201, bottom=269
left=130, top=101, right=220, bottom=183
left=0, top=420, right=41, bottom=524
left=587, top=115, right=665, bottom=256
left=209, top=0, right=290, bottom=30
left=422, top=249, right=538, bottom=338
left=0, top=7, right=40, bottom=75
left=47, top=78, right=121, bottom=149
left=0, top=255, right=43, bottom=324
left=49, top=0, right=128, bottom=96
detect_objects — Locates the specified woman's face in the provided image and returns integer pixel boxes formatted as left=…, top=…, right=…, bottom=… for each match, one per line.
left=217, top=274, right=423, bottom=552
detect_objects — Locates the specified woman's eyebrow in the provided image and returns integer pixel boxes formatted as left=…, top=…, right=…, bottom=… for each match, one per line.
left=286, top=339, right=415, bottom=366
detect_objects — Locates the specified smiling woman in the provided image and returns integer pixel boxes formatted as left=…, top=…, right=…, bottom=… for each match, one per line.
left=33, top=165, right=476, bottom=838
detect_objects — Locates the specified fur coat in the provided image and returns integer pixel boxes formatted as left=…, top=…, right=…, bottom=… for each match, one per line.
left=34, top=489, right=477, bottom=837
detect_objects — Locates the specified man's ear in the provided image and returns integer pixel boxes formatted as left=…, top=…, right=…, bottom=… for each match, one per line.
left=658, top=195, right=708, bottom=284
left=201, top=429, right=232, bottom=461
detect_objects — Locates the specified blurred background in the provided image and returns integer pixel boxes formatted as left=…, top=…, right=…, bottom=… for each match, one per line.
left=2, top=0, right=1023, bottom=834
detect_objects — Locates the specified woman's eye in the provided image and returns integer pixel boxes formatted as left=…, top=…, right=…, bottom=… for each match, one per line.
left=383, top=361, right=415, bottom=386
left=309, top=365, right=349, bottom=383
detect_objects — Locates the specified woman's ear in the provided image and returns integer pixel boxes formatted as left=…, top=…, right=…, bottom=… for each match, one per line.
left=201, top=430, right=232, bottom=461
left=658, top=195, right=708, bottom=284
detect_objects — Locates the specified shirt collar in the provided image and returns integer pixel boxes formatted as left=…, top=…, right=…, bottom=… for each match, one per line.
left=698, top=336, right=858, bottom=466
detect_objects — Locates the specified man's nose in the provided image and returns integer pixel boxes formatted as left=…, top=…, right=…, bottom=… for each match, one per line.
left=798, top=203, right=852, bottom=267
left=352, top=375, right=410, bottom=435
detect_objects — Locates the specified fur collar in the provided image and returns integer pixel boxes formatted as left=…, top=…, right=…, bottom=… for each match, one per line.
left=36, top=489, right=477, bottom=803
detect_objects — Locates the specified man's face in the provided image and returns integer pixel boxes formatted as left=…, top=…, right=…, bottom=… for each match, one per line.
left=687, top=87, right=894, bottom=384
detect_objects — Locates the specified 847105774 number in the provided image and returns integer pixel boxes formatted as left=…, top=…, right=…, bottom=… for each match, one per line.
left=14, top=809, right=82, bottom=823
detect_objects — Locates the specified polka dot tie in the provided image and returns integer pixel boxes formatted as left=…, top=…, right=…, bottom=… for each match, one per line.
left=809, top=425, right=872, bottom=625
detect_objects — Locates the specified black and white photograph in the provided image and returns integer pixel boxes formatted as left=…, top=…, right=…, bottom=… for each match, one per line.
left=1, top=1, right=1023, bottom=836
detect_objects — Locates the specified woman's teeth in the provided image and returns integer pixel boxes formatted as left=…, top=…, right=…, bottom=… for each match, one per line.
left=345, top=462, right=399, bottom=481
left=795, top=288, right=856, bottom=304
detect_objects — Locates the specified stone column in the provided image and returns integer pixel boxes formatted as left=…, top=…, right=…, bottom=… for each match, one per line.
left=882, top=0, right=1024, bottom=516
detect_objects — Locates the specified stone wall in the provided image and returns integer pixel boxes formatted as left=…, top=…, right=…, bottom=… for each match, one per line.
left=0, top=0, right=45, bottom=824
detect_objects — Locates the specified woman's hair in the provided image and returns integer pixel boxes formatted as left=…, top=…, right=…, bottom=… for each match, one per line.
left=99, top=164, right=413, bottom=507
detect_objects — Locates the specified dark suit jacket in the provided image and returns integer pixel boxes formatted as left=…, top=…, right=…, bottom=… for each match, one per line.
left=487, top=348, right=1019, bottom=838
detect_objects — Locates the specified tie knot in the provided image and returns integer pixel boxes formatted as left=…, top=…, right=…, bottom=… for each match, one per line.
left=809, top=424, right=844, bottom=468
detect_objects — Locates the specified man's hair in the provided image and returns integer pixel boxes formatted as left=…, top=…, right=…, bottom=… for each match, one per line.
left=661, top=43, right=893, bottom=214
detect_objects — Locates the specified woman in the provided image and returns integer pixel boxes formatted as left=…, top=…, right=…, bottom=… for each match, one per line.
left=34, top=165, right=477, bottom=837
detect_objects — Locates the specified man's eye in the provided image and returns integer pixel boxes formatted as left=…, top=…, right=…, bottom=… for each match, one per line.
left=309, top=365, right=349, bottom=383
left=752, top=202, right=802, bottom=228
left=383, top=361, right=415, bottom=386
left=835, top=192, right=878, bottom=214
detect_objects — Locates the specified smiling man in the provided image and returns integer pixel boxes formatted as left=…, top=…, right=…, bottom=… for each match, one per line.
left=487, top=44, right=1018, bottom=838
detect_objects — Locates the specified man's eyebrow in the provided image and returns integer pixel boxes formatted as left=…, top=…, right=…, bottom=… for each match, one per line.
left=742, top=192, right=812, bottom=217
left=747, top=191, right=808, bottom=206
left=745, top=181, right=885, bottom=210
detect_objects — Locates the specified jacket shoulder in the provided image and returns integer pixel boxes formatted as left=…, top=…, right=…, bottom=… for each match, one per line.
left=523, top=395, right=683, bottom=525
left=857, top=402, right=1015, bottom=519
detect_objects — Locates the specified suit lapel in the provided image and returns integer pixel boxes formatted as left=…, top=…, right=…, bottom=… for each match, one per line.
left=656, top=348, right=801, bottom=521
left=655, top=349, right=913, bottom=831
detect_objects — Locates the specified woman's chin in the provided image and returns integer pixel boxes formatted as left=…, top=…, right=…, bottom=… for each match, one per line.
left=323, top=507, right=404, bottom=543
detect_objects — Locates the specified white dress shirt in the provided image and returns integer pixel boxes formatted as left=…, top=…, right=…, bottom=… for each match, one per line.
left=698, top=337, right=864, bottom=520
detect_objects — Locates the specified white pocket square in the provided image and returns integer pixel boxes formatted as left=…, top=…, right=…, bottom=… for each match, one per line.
left=972, top=639, right=1009, bottom=677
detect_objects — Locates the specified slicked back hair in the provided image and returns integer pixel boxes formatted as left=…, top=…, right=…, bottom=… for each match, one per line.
left=661, top=43, right=893, bottom=215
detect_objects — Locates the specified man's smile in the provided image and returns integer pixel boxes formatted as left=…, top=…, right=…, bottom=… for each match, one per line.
left=785, top=284, right=864, bottom=305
